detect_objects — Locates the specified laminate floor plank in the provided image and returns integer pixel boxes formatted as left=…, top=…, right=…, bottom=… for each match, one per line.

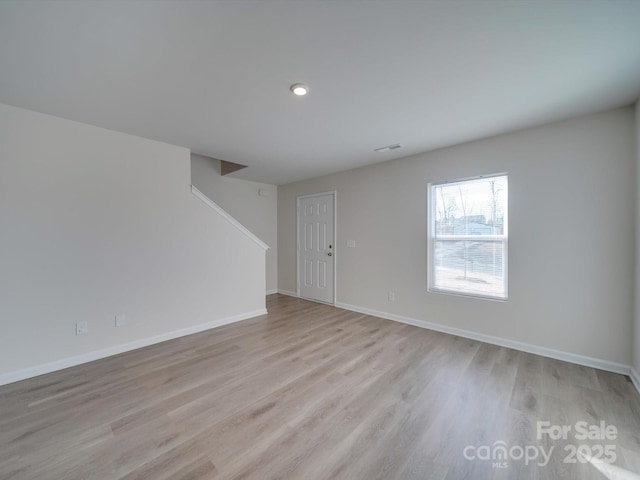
left=1, top=294, right=639, bottom=479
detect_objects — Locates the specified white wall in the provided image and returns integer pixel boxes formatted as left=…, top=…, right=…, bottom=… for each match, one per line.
left=0, top=103, right=266, bottom=382
left=635, top=101, right=640, bottom=380
left=279, top=107, right=635, bottom=366
left=191, top=154, right=277, bottom=293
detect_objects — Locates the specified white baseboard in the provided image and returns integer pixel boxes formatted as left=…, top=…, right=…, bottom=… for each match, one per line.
left=277, top=289, right=298, bottom=298
left=275, top=290, right=335, bottom=306
left=0, top=309, right=267, bottom=387
left=266, top=289, right=278, bottom=296
left=630, top=367, right=640, bottom=396
left=335, top=301, right=631, bottom=376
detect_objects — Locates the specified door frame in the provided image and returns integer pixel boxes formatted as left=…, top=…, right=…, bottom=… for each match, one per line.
left=296, top=190, right=337, bottom=305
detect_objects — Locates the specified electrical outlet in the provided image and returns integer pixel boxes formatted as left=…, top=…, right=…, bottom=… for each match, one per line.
left=115, top=314, right=126, bottom=327
left=388, top=291, right=396, bottom=302
left=76, top=321, right=88, bottom=335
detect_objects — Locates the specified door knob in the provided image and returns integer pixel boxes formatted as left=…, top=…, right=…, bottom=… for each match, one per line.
left=328, top=252, right=333, bottom=256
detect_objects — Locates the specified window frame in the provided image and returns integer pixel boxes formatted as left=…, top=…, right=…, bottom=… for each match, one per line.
left=427, top=173, right=508, bottom=301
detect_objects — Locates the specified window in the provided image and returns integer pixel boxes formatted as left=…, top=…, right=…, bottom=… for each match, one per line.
left=429, top=174, right=508, bottom=300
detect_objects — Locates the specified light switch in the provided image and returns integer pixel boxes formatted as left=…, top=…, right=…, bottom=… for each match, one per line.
left=115, top=314, right=126, bottom=327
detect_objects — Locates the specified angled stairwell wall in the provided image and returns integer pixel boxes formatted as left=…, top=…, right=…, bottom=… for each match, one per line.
left=0, top=103, right=267, bottom=385
left=190, top=154, right=278, bottom=294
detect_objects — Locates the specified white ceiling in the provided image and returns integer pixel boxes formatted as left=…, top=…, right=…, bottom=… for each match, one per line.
left=1, top=1, right=639, bottom=185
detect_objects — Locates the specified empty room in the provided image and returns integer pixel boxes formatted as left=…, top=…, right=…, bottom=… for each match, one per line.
left=1, top=1, right=640, bottom=479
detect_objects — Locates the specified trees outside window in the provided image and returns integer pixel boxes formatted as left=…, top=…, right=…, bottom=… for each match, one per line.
left=429, top=174, right=508, bottom=300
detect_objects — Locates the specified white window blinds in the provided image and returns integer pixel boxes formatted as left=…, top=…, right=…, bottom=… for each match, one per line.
left=429, top=174, right=508, bottom=300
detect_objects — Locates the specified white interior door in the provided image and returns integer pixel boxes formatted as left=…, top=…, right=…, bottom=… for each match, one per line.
left=298, top=193, right=335, bottom=304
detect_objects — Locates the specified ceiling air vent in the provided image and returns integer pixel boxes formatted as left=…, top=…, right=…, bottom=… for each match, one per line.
left=374, top=143, right=403, bottom=153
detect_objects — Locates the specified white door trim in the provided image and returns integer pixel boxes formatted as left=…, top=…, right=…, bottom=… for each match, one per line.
left=296, top=191, right=337, bottom=305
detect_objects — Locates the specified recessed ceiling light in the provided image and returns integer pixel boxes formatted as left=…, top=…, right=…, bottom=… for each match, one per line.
left=290, top=83, right=309, bottom=96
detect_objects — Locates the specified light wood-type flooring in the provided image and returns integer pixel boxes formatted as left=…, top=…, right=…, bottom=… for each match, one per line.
left=1, top=294, right=640, bottom=479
